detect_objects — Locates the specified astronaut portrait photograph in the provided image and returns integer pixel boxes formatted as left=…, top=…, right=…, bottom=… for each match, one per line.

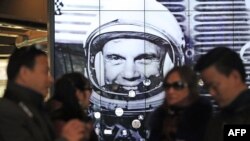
left=51, top=0, right=250, bottom=140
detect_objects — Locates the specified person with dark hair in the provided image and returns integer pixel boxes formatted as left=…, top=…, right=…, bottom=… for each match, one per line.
left=49, top=72, right=98, bottom=141
left=148, top=65, right=212, bottom=141
left=194, top=47, right=250, bottom=141
left=0, top=45, right=85, bottom=141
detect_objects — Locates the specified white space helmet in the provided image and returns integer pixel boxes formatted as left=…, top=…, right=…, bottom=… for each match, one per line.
left=84, top=0, right=185, bottom=112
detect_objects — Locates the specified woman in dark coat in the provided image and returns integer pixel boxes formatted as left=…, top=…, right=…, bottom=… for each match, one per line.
left=48, top=72, right=98, bottom=141
left=148, top=66, right=212, bottom=141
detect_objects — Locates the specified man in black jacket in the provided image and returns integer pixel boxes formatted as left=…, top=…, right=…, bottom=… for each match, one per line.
left=0, top=45, right=85, bottom=141
left=195, top=47, right=250, bottom=141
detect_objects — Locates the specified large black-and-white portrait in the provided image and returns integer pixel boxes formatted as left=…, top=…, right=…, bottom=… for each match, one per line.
left=51, top=0, right=250, bottom=140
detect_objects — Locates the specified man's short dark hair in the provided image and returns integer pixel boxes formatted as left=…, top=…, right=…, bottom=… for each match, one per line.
left=194, top=47, right=246, bottom=82
left=7, top=45, right=47, bottom=81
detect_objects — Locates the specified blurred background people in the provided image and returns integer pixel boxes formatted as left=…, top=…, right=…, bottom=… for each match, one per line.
left=0, top=45, right=85, bottom=141
left=148, top=65, right=212, bottom=141
left=49, top=72, right=98, bottom=141
left=195, top=47, right=250, bottom=141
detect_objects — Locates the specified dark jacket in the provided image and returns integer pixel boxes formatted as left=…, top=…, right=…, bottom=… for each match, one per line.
left=204, top=89, right=250, bottom=141
left=148, top=97, right=212, bottom=141
left=48, top=100, right=98, bottom=141
left=0, top=82, right=65, bottom=141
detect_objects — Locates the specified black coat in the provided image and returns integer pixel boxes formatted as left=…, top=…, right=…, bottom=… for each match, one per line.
left=0, top=82, right=65, bottom=141
left=148, top=97, right=212, bottom=141
left=204, top=89, right=250, bottom=141
left=48, top=100, right=98, bottom=141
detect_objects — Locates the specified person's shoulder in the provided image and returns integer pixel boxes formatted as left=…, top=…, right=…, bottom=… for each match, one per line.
left=147, top=105, right=166, bottom=129
left=244, top=89, right=250, bottom=93
left=149, top=105, right=166, bottom=121
left=240, top=89, right=250, bottom=97
left=0, top=98, right=16, bottom=108
left=152, top=105, right=166, bottom=114
left=0, top=98, right=27, bottom=117
left=46, top=99, right=67, bottom=122
left=195, top=96, right=212, bottom=107
left=188, top=96, right=213, bottom=114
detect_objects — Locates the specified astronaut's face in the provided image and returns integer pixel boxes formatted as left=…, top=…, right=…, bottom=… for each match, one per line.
left=103, top=38, right=162, bottom=92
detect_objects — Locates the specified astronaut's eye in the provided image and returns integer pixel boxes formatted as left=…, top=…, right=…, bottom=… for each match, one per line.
left=135, top=54, right=160, bottom=65
left=105, top=54, right=125, bottom=65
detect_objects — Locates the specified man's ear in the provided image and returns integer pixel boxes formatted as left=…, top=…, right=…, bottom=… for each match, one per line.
left=230, top=70, right=242, bottom=82
left=18, top=66, right=31, bottom=81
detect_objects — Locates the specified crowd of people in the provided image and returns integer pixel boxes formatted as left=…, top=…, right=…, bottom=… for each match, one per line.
left=35, top=0, right=250, bottom=140
left=0, top=43, right=249, bottom=141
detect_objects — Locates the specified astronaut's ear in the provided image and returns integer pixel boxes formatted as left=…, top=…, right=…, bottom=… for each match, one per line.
left=163, top=52, right=174, bottom=77
left=94, top=51, right=105, bottom=86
